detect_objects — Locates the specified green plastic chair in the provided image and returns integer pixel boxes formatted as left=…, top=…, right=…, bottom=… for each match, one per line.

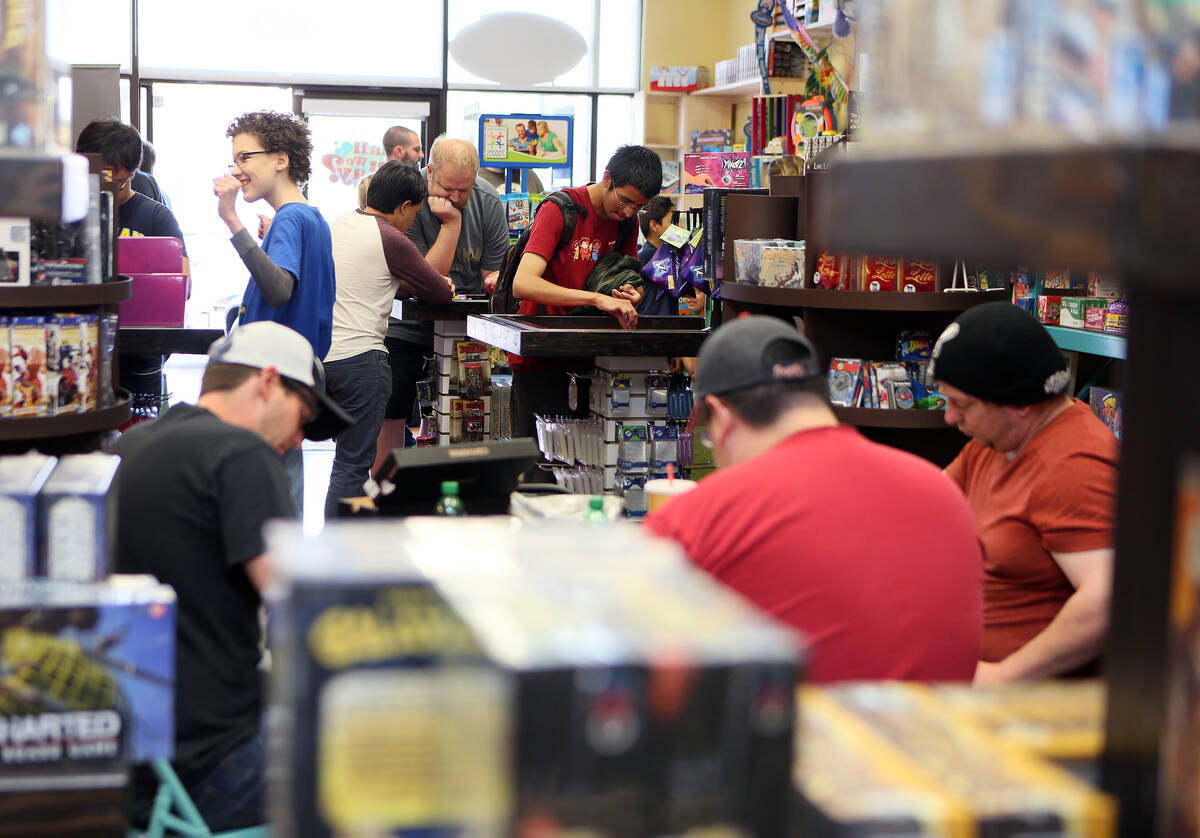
left=129, top=758, right=268, bottom=838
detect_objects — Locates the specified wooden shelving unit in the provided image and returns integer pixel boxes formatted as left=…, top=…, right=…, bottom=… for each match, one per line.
left=0, top=396, right=131, bottom=442
left=812, top=137, right=1200, bottom=837
left=0, top=278, right=131, bottom=308
left=1044, top=325, right=1127, bottom=361
left=721, top=284, right=1008, bottom=311
left=0, top=158, right=129, bottom=455
left=831, top=407, right=950, bottom=429
left=715, top=180, right=997, bottom=467
left=467, top=315, right=706, bottom=358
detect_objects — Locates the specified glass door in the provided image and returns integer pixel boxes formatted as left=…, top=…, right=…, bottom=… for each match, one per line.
left=300, top=98, right=432, bottom=224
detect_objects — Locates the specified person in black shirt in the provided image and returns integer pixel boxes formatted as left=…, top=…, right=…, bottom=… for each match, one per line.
left=76, top=119, right=189, bottom=407
left=114, top=322, right=350, bottom=831
left=75, top=119, right=189, bottom=271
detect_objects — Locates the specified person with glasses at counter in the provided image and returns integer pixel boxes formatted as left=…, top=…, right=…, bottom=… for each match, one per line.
left=505, top=144, right=661, bottom=439
left=213, top=109, right=336, bottom=515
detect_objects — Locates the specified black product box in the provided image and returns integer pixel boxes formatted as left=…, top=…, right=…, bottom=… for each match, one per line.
left=596, top=571, right=801, bottom=838
left=703, top=187, right=768, bottom=284
left=270, top=520, right=804, bottom=838
left=267, top=523, right=508, bottom=838
left=30, top=173, right=102, bottom=286
left=427, top=522, right=804, bottom=838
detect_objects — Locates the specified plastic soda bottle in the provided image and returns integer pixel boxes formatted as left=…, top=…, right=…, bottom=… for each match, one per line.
left=586, top=496, right=607, bottom=525
left=435, top=481, right=467, bottom=516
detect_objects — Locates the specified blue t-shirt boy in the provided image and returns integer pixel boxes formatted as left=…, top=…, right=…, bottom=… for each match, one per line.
left=240, top=203, right=335, bottom=359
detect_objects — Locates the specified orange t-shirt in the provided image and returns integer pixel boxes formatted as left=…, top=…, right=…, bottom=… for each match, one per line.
left=945, top=400, right=1119, bottom=668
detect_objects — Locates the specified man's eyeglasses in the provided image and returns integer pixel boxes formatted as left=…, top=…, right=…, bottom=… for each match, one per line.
left=227, top=150, right=272, bottom=172
left=281, top=377, right=318, bottom=425
left=612, top=190, right=647, bottom=211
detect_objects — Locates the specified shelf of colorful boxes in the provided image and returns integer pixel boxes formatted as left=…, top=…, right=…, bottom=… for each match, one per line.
left=429, top=330, right=511, bottom=445
left=1, top=296, right=130, bottom=440
left=1012, top=268, right=1128, bottom=361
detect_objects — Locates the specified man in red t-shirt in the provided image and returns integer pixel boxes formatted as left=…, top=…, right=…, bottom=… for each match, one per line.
left=932, top=301, right=1119, bottom=684
left=646, top=317, right=984, bottom=684
left=508, top=145, right=662, bottom=438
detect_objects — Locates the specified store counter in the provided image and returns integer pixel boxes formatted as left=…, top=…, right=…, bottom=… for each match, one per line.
left=466, top=315, right=709, bottom=509
left=392, top=296, right=492, bottom=322
left=466, top=314, right=707, bottom=358
left=118, top=327, right=224, bottom=357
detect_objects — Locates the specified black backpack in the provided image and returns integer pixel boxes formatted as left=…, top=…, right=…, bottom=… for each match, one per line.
left=490, top=190, right=637, bottom=315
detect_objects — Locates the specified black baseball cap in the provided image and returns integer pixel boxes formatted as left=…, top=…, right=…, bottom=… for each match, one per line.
left=694, top=315, right=822, bottom=399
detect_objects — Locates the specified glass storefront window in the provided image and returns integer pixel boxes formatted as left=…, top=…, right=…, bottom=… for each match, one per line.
left=150, top=83, right=294, bottom=328
left=137, top=1, right=443, bottom=87
left=304, top=108, right=426, bottom=225
left=47, top=0, right=131, bottom=69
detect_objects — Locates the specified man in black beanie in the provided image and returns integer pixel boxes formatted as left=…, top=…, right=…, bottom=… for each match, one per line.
left=933, top=301, right=1119, bottom=684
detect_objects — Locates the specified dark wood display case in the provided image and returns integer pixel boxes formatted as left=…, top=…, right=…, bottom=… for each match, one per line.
left=117, top=327, right=223, bottom=357
left=721, top=284, right=1008, bottom=311
left=392, top=297, right=492, bottom=321
left=467, top=314, right=707, bottom=358
left=812, top=138, right=1200, bottom=837
left=0, top=278, right=131, bottom=308
left=718, top=178, right=1007, bottom=466
left=0, top=157, right=130, bottom=453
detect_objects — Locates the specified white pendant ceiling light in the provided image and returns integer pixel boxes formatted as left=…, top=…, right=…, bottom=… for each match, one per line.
left=450, top=12, right=587, bottom=85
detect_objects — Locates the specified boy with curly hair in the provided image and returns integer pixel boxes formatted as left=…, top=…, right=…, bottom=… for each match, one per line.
left=214, top=110, right=335, bottom=515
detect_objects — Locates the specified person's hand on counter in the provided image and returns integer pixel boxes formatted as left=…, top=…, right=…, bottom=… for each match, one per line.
left=593, top=293, right=638, bottom=330
left=611, top=283, right=644, bottom=307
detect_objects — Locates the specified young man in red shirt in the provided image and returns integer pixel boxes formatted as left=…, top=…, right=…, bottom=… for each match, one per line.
left=646, top=316, right=984, bottom=684
left=508, top=144, right=662, bottom=438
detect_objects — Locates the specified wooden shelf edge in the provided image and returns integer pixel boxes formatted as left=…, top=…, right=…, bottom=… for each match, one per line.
left=833, top=406, right=953, bottom=429
left=691, top=79, right=760, bottom=97
left=0, top=396, right=131, bottom=441
left=810, top=142, right=1200, bottom=278
left=1045, top=325, right=1128, bottom=359
left=720, top=283, right=1009, bottom=311
left=0, top=278, right=133, bottom=308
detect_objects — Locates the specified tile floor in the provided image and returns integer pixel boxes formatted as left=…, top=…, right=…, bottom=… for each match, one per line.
left=163, top=354, right=335, bottom=535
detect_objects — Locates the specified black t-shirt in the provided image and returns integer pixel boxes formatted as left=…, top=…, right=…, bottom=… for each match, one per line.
left=118, top=190, right=188, bottom=256
left=130, top=171, right=166, bottom=205
left=112, top=403, right=293, bottom=786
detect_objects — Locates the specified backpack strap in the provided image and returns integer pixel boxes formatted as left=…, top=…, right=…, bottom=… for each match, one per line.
left=538, top=190, right=584, bottom=255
